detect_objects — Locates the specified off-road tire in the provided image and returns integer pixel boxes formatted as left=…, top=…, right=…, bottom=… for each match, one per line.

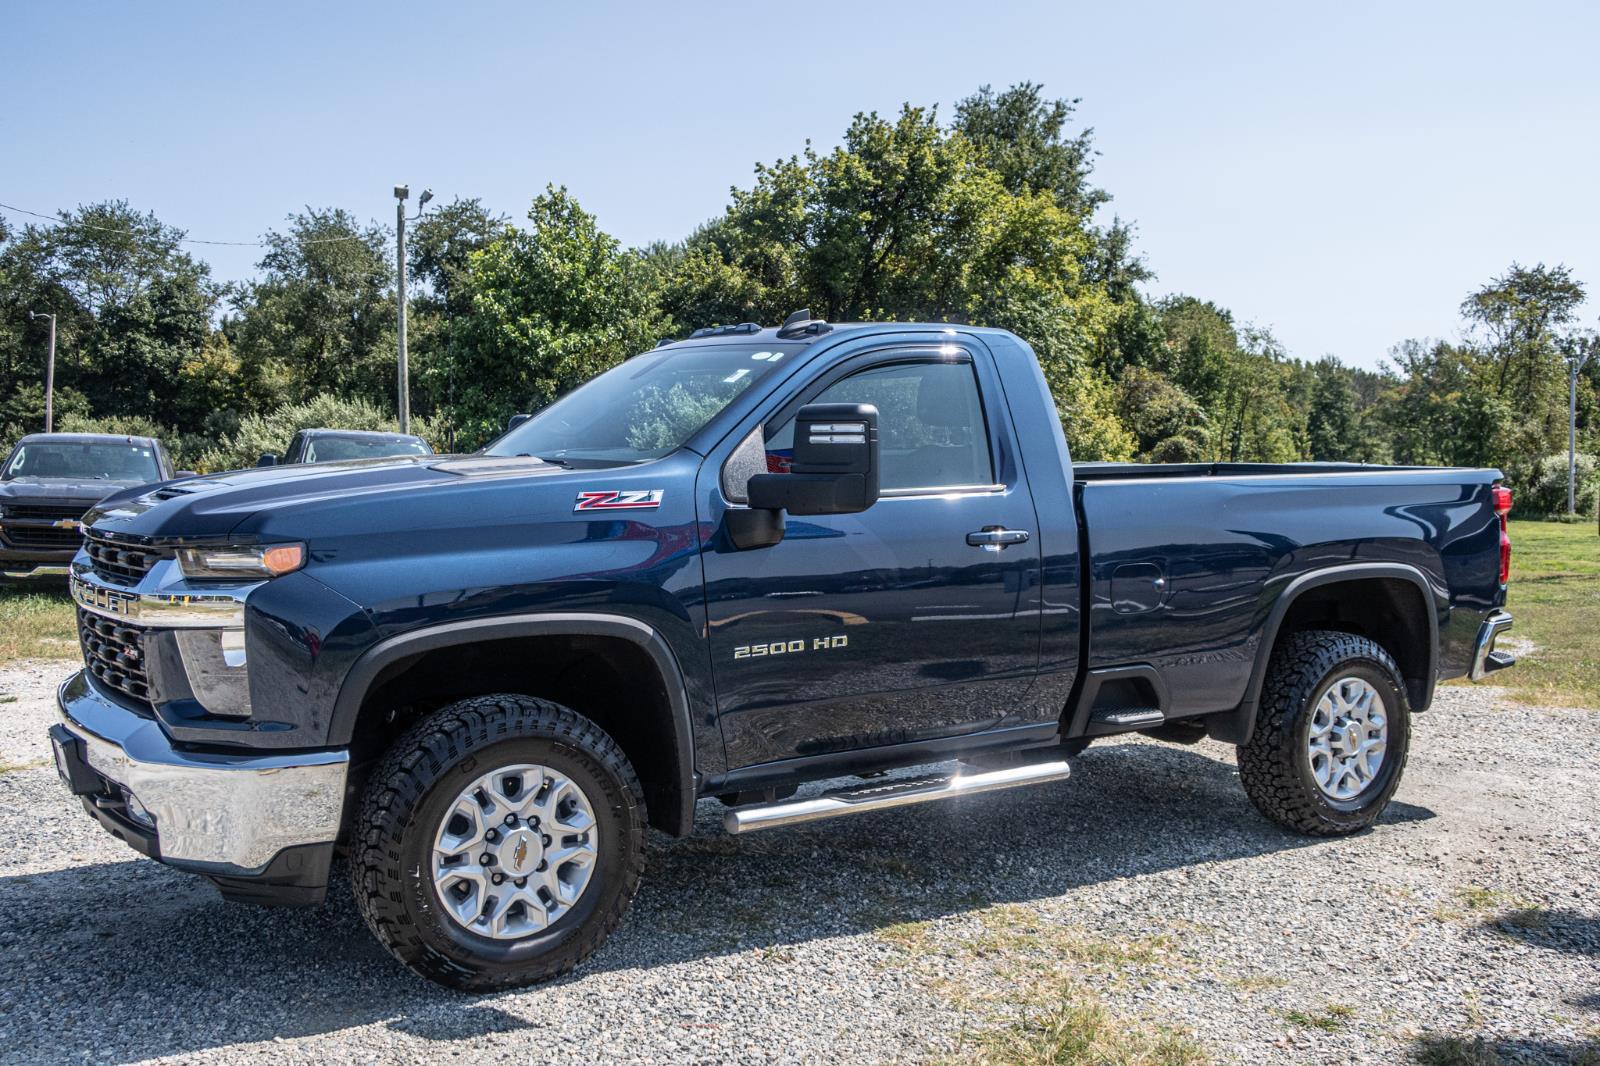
left=1237, top=630, right=1411, bottom=836
left=351, top=694, right=645, bottom=991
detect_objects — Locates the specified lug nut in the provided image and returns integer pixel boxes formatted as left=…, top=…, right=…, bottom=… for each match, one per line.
left=515, top=877, right=527, bottom=888
left=480, top=853, right=493, bottom=865
left=504, top=814, right=517, bottom=826
left=485, top=828, right=498, bottom=842
left=492, top=873, right=505, bottom=885
left=542, top=835, right=551, bottom=846
left=536, top=861, right=547, bottom=872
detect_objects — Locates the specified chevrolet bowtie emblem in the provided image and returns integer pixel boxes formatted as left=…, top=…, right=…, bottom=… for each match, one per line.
left=513, top=838, right=528, bottom=870
left=52, top=519, right=80, bottom=530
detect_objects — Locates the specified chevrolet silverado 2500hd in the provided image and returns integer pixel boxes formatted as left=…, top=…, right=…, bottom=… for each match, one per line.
left=50, top=312, right=1516, bottom=990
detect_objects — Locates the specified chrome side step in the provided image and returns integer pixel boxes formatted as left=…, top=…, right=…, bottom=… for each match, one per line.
left=722, top=759, right=1071, bottom=834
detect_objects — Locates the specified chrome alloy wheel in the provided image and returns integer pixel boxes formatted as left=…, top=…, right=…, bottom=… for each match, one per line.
left=1306, top=676, right=1388, bottom=801
left=431, top=764, right=600, bottom=939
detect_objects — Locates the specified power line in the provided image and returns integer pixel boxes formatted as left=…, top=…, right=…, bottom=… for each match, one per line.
left=0, top=199, right=379, bottom=247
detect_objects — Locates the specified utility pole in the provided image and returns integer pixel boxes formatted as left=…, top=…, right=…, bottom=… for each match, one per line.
left=1566, top=334, right=1594, bottom=516
left=394, top=185, right=410, bottom=435
left=28, top=311, right=56, bottom=433
left=393, top=184, right=433, bottom=436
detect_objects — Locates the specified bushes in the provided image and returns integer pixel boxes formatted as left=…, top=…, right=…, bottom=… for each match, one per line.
left=1510, top=451, right=1598, bottom=517
left=197, top=395, right=442, bottom=473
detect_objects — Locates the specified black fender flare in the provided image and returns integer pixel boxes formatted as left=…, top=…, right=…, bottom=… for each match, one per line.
left=329, top=612, right=699, bottom=835
left=1209, top=562, right=1442, bottom=745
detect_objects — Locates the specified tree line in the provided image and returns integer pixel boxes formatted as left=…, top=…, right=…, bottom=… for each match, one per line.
left=2, top=83, right=1595, bottom=515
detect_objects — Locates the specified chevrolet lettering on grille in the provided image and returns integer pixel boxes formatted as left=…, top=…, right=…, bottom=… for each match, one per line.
left=72, top=575, right=136, bottom=617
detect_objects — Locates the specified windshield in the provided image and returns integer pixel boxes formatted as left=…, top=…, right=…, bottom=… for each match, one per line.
left=305, top=436, right=431, bottom=463
left=487, top=342, right=802, bottom=464
left=2, top=441, right=161, bottom=482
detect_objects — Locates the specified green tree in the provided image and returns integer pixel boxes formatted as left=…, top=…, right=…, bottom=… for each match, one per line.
left=0, top=201, right=219, bottom=429
left=1378, top=340, right=1509, bottom=468
left=1462, top=262, right=1586, bottom=460
left=953, top=82, right=1107, bottom=218
left=439, top=187, right=666, bottom=447
left=230, top=208, right=395, bottom=410
left=1115, top=366, right=1211, bottom=462
left=1305, top=357, right=1361, bottom=460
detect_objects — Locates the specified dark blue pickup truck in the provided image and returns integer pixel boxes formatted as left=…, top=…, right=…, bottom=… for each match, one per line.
left=49, top=314, right=1516, bottom=990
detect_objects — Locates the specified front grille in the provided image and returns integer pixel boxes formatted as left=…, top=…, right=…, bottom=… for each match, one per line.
left=0, top=503, right=87, bottom=550
left=84, top=530, right=169, bottom=585
left=2, top=524, right=82, bottom=549
left=77, top=608, right=155, bottom=710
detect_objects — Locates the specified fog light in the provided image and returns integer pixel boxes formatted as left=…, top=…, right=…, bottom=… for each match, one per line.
left=123, top=789, right=155, bottom=829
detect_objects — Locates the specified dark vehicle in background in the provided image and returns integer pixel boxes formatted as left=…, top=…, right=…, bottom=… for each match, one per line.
left=256, top=429, right=432, bottom=467
left=0, top=433, right=177, bottom=582
left=50, top=314, right=1516, bottom=991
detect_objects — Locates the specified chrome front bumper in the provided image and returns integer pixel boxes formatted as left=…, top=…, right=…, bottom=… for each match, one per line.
left=1469, top=609, right=1515, bottom=681
left=55, top=670, right=348, bottom=872
left=2, top=564, right=71, bottom=579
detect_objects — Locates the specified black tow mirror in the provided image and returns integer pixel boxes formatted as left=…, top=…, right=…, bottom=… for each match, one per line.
left=748, top=403, right=880, bottom=516
left=506, top=413, right=532, bottom=433
left=256, top=453, right=279, bottom=467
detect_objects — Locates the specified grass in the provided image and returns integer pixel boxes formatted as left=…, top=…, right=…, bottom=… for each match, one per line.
left=876, top=905, right=1211, bottom=1064
left=0, top=589, right=76, bottom=662
left=959, top=994, right=1210, bottom=1065
left=1499, top=519, right=1600, bottom=706
left=1283, top=1003, right=1355, bottom=1032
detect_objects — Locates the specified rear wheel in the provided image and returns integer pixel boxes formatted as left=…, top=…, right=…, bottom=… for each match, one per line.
left=351, top=694, right=645, bottom=991
left=1237, top=630, right=1411, bottom=836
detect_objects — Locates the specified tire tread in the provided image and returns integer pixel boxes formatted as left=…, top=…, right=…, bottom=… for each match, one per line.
left=1237, top=629, right=1411, bottom=837
left=350, top=694, right=645, bottom=991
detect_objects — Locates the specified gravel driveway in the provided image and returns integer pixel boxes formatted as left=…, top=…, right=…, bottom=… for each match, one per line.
left=1, top=658, right=1596, bottom=1065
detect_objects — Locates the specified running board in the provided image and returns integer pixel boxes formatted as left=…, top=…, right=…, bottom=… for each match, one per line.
left=722, top=760, right=1071, bottom=834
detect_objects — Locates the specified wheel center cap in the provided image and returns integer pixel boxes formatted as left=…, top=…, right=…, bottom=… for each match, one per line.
left=500, top=828, right=542, bottom=876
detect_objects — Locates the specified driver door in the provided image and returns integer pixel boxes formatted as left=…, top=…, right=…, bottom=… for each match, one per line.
left=699, top=342, right=1042, bottom=770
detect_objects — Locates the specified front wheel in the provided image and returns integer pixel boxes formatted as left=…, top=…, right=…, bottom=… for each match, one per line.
left=1237, top=630, right=1411, bottom=836
left=350, top=694, right=645, bottom=991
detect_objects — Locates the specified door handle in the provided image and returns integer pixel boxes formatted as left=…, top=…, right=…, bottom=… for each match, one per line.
left=966, top=528, right=1031, bottom=550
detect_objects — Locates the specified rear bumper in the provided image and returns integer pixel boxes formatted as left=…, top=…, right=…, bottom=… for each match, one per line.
left=1469, top=609, right=1515, bottom=680
left=53, top=670, right=348, bottom=903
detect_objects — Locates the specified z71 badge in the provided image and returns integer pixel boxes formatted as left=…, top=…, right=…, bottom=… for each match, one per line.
left=574, top=489, right=664, bottom=512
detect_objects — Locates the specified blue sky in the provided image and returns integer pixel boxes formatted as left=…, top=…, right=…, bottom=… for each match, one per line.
left=4, top=0, right=1596, bottom=368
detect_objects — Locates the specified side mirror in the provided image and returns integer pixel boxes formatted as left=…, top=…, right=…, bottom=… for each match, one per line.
left=748, top=403, right=880, bottom=517
left=507, top=413, right=532, bottom=433
left=256, top=453, right=279, bottom=467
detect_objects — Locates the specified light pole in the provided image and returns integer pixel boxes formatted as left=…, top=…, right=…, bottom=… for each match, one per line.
left=1564, top=333, right=1595, bottom=516
left=394, top=184, right=432, bottom=435
left=27, top=311, right=56, bottom=433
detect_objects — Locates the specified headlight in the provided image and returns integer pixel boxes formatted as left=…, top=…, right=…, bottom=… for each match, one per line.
left=176, top=543, right=305, bottom=580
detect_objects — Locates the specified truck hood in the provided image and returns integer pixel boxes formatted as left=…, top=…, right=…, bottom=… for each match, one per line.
left=86, top=454, right=575, bottom=540
left=0, top=476, right=149, bottom=507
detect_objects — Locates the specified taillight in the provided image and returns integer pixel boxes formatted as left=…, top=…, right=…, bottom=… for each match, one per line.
left=1493, top=484, right=1512, bottom=585
left=1492, top=484, right=1512, bottom=517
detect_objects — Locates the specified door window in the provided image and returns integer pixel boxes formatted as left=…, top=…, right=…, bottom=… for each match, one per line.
left=765, top=360, right=993, bottom=491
